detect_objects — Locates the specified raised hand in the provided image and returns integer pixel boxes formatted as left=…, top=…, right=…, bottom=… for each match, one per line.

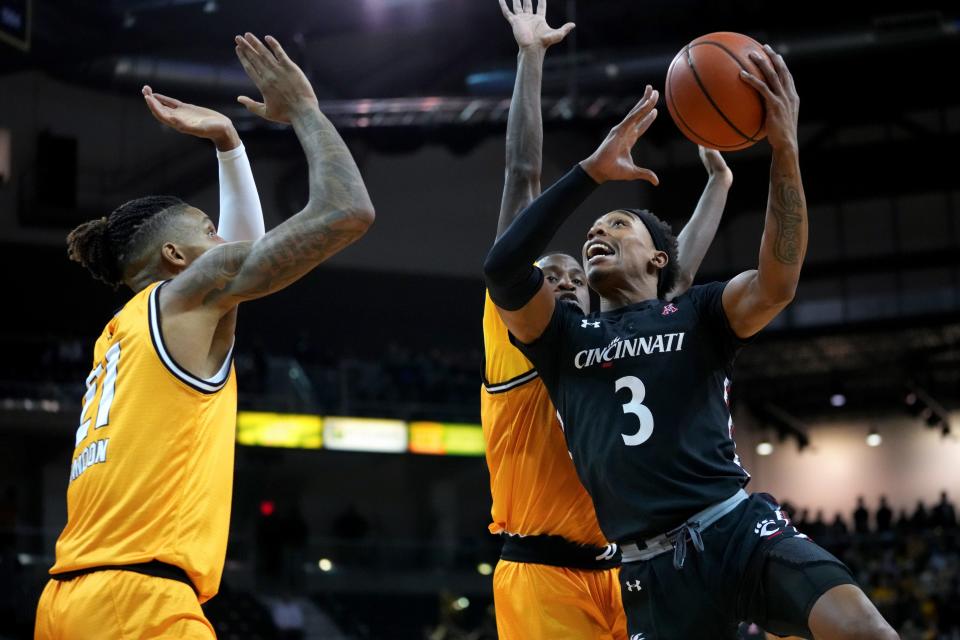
left=699, top=145, right=732, bottom=185
left=234, top=34, right=319, bottom=124
left=579, top=85, right=660, bottom=185
left=142, top=86, right=240, bottom=151
left=498, top=0, right=575, bottom=50
left=740, top=44, right=800, bottom=151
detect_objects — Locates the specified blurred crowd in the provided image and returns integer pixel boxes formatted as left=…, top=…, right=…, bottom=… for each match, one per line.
left=1, top=335, right=483, bottom=421
left=783, top=491, right=960, bottom=639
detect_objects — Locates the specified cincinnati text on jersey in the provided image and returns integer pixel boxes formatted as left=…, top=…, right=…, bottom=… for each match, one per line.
left=574, top=333, right=686, bottom=369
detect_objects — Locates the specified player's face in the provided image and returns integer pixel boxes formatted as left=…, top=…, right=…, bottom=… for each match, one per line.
left=173, top=207, right=226, bottom=265
left=537, top=254, right=590, bottom=313
left=583, top=210, right=662, bottom=293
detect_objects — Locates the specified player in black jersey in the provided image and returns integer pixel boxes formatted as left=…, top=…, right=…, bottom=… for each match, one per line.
left=483, top=48, right=897, bottom=639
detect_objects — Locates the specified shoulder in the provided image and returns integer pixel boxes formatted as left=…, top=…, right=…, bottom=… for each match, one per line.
left=676, top=281, right=729, bottom=315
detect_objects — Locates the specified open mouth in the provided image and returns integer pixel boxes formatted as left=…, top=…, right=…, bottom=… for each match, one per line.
left=585, top=240, right=616, bottom=264
left=558, top=292, right=579, bottom=304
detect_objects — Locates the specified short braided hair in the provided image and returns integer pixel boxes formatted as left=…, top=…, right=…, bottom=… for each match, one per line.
left=66, top=196, right=186, bottom=288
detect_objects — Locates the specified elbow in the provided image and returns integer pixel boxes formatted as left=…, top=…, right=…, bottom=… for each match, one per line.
left=764, top=284, right=797, bottom=308
left=504, top=164, right=541, bottom=187
left=483, top=244, right=514, bottom=287
left=482, top=250, right=502, bottom=283
left=349, top=205, right=376, bottom=230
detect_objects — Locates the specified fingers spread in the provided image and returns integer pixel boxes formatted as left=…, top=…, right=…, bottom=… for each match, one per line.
left=498, top=0, right=512, bottom=19
left=522, top=0, right=533, bottom=13
left=237, top=96, right=266, bottom=115
left=536, top=0, right=546, bottom=15
left=739, top=70, right=774, bottom=100
left=624, top=86, right=658, bottom=126
left=244, top=33, right=275, bottom=61
left=512, top=0, right=521, bottom=13
left=236, top=44, right=265, bottom=83
left=765, top=44, right=797, bottom=96
left=264, top=35, right=294, bottom=67
left=632, top=167, right=659, bottom=186
left=633, top=107, right=658, bottom=138
left=748, top=51, right=784, bottom=96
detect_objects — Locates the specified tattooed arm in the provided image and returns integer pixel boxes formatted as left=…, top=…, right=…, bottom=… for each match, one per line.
left=722, top=44, right=805, bottom=339
left=164, top=34, right=374, bottom=314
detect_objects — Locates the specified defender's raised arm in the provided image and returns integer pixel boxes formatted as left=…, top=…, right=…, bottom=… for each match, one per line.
left=165, top=34, right=374, bottom=312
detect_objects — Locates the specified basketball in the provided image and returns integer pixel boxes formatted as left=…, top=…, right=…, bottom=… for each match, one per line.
left=665, top=32, right=768, bottom=151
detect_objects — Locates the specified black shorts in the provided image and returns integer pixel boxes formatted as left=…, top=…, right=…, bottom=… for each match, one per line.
left=619, top=493, right=856, bottom=639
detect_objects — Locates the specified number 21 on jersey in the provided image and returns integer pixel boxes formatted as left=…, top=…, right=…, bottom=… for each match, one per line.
left=75, top=342, right=121, bottom=447
left=616, top=375, right=654, bottom=446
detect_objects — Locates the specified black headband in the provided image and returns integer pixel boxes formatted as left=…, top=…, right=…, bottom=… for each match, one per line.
left=619, top=209, right=668, bottom=254
left=618, top=208, right=670, bottom=299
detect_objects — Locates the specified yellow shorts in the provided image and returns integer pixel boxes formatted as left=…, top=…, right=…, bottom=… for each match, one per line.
left=494, top=559, right=628, bottom=640
left=35, top=570, right=215, bottom=640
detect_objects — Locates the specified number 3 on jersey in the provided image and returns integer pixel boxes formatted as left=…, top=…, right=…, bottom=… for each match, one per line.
left=75, top=342, right=121, bottom=447
left=616, top=375, right=654, bottom=446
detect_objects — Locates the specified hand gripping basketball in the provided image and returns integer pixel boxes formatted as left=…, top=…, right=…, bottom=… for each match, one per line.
left=740, top=44, right=800, bottom=151
left=579, top=85, right=661, bottom=185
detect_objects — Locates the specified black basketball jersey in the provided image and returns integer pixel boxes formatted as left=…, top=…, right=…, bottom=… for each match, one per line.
left=511, top=281, right=751, bottom=543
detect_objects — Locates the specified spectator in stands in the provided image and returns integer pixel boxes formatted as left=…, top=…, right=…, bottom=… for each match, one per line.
left=932, top=490, right=956, bottom=530
left=911, top=501, right=929, bottom=531
left=896, top=509, right=911, bottom=534
left=831, top=512, right=849, bottom=537
left=854, top=495, right=870, bottom=535
left=876, top=495, right=893, bottom=533
left=809, top=509, right=828, bottom=539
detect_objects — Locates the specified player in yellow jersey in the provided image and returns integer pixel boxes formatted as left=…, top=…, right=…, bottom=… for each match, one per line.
left=34, top=35, right=375, bottom=640
left=483, top=2, right=734, bottom=638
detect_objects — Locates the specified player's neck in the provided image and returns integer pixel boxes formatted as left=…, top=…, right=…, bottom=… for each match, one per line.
left=598, top=279, right=658, bottom=312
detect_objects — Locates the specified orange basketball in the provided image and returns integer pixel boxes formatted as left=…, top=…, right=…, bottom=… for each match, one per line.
left=665, top=32, right=768, bottom=151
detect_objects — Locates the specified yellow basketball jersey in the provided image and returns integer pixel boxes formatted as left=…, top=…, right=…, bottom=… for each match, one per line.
left=481, top=292, right=607, bottom=547
left=51, top=281, right=237, bottom=603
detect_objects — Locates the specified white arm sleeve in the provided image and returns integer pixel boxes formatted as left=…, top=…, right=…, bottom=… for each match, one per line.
left=216, top=144, right=265, bottom=242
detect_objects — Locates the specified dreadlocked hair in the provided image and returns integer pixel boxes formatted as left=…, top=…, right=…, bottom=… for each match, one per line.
left=623, top=208, right=680, bottom=299
left=66, top=195, right=186, bottom=289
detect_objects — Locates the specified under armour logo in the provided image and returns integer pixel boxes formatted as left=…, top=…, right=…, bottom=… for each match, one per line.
left=662, top=303, right=679, bottom=316
left=595, top=543, right=618, bottom=561
left=582, top=319, right=601, bottom=328
left=625, top=580, right=643, bottom=592
left=631, top=633, right=647, bottom=640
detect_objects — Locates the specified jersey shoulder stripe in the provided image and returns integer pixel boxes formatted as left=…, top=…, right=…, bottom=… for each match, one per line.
left=483, top=290, right=537, bottom=385
left=483, top=367, right=539, bottom=394
left=148, top=282, right=234, bottom=394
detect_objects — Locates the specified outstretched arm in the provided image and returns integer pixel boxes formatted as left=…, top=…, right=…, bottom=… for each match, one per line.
left=668, top=146, right=733, bottom=299
left=722, top=45, right=805, bottom=338
left=484, top=87, right=660, bottom=343
left=496, top=0, right=574, bottom=237
left=142, top=86, right=265, bottom=242
left=165, top=34, right=374, bottom=312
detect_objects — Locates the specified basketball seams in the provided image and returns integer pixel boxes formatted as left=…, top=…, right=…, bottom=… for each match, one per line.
left=685, top=45, right=757, bottom=144
left=689, top=40, right=767, bottom=140
left=666, top=50, right=755, bottom=151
